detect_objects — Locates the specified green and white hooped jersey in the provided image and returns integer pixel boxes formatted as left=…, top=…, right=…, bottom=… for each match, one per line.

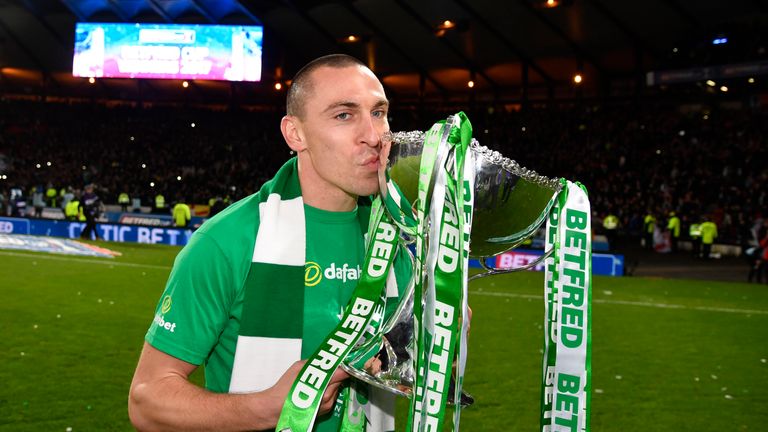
left=145, top=177, right=409, bottom=431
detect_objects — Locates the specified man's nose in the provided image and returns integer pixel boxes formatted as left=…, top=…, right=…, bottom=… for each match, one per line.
left=360, top=114, right=383, bottom=148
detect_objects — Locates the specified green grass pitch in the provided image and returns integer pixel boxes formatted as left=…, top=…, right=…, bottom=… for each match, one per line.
left=1, top=242, right=767, bottom=431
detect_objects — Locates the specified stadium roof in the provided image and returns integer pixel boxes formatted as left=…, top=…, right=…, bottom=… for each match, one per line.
left=0, top=0, right=766, bottom=104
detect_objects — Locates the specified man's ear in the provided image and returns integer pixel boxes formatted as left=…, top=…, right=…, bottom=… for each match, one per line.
left=281, top=115, right=305, bottom=152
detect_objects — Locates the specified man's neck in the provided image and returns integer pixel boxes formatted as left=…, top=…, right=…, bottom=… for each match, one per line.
left=297, top=158, right=357, bottom=212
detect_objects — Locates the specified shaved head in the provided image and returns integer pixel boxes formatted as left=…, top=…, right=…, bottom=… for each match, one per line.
left=286, top=54, right=368, bottom=119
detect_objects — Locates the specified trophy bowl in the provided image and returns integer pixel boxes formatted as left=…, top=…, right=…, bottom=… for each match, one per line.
left=341, top=126, right=562, bottom=406
left=386, top=131, right=562, bottom=258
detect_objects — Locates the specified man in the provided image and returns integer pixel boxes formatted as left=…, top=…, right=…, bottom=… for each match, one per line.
left=154, top=192, right=166, bottom=214
left=643, top=210, right=656, bottom=250
left=131, top=188, right=143, bottom=213
left=700, top=216, right=718, bottom=259
left=689, top=220, right=702, bottom=258
left=61, top=186, right=74, bottom=211
left=9, top=187, right=25, bottom=217
left=172, top=197, right=191, bottom=228
left=667, top=211, right=681, bottom=253
left=129, top=54, right=409, bottom=432
left=32, top=185, right=45, bottom=218
left=79, top=184, right=102, bottom=240
left=602, top=211, right=619, bottom=251
left=46, top=183, right=58, bottom=208
left=65, top=193, right=80, bottom=221
left=118, top=191, right=131, bottom=212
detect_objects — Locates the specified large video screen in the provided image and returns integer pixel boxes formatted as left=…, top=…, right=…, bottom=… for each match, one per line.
left=73, top=23, right=262, bottom=81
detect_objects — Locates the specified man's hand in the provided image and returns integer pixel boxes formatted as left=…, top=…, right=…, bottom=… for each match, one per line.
left=364, top=356, right=383, bottom=376
left=265, top=360, right=350, bottom=422
left=129, top=343, right=350, bottom=432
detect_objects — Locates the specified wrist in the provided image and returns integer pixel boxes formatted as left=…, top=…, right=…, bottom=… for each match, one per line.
left=246, top=389, right=283, bottom=431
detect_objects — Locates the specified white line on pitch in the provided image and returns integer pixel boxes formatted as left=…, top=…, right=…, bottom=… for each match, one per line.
left=0, top=251, right=172, bottom=270
left=4, top=250, right=766, bottom=316
left=471, top=290, right=768, bottom=315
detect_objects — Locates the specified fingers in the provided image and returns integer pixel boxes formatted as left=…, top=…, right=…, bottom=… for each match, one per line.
left=274, top=362, right=348, bottom=416
left=364, top=356, right=382, bottom=375
left=319, top=381, right=342, bottom=414
left=320, top=366, right=350, bottom=414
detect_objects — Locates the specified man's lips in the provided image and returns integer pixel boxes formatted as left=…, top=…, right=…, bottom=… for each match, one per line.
left=362, top=155, right=380, bottom=169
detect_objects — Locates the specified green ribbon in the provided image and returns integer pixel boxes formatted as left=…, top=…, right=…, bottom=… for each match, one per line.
left=540, top=180, right=592, bottom=432
left=409, top=112, right=474, bottom=432
left=406, top=120, right=445, bottom=432
left=381, top=169, right=418, bottom=235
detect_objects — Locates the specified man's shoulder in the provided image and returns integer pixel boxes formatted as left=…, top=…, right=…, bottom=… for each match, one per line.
left=171, top=193, right=265, bottom=282
left=196, top=193, right=264, bottom=240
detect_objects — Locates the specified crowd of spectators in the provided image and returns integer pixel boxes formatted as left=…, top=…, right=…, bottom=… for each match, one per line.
left=0, top=100, right=289, bottom=209
left=460, top=103, right=768, bottom=248
left=0, top=98, right=765, bottom=248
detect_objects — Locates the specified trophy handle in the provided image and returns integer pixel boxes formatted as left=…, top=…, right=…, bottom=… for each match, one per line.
left=469, top=247, right=555, bottom=281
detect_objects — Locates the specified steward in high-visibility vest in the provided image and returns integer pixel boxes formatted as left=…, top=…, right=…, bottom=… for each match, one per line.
left=603, top=214, right=619, bottom=230
left=699, top=219, right=718, bottom=259
left=690, top=222, right=702, bottom=258
left=643, top=213, right=656, bottom=250
left=118, top=192, right=130, bottom=211
left=46, top=186, right=58, bottom=207
left=67, top=199, right=87, bottom=221
left=689, top=223, right=701, bottom=238
left=603, top=214, right=619, bottom=250
left=65, top=199, right=80, bottom=221
left=667, top=212, right=681, bottom=252
left=172, top=201, right=191, bottom=228
left=154, top=194, right=166, bottom=214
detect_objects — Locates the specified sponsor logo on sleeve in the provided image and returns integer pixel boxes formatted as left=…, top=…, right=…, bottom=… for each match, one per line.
left=154, top=295, right=177, bottom=333
left=161, top=295, right=172, bottom=313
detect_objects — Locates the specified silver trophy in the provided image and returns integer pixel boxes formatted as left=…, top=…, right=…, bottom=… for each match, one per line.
left=342, top=121, right=562, bottom=406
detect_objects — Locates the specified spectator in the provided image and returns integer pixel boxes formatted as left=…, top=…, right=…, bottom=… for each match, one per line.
left=79, top=184, right=102, bottom=240
left=118, top=191, right=130, bottom=212
left=644, top=210, right=656, bottom=250
left=32, top=185, right=45, bottom=218
left=699, top=216, right=718, bottom=259
left=667, top=211, right=681, bottom=253
left=172, top=198, right=191, bottom=228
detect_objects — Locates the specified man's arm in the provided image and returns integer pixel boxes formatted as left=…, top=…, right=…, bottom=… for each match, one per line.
left=129, top=342, right=348, bottom=432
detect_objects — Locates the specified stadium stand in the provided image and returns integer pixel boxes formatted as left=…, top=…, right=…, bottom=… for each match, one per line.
left=1, top=98, right=765, bottom=248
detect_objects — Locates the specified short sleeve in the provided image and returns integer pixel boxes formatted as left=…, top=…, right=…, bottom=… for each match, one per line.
left=145, top=232, right=237, bottom=365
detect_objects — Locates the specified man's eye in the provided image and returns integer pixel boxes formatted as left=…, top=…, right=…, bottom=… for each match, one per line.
left=372, top=110, right=386, bottom=118
left=336, top=112, right=350, bottom=120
